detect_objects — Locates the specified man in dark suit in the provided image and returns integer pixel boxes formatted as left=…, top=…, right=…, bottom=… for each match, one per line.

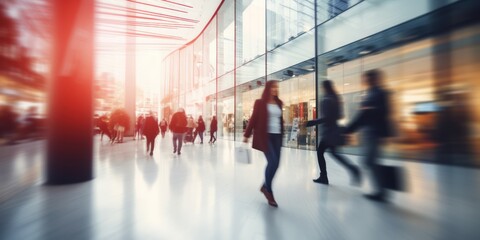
left=345, top=69, right=392, bottom=202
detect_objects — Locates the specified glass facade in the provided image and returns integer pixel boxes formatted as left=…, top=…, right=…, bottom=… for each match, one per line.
left=266, top=0, right=315, bottom=51
left=160, top=0, right=480, bottom=166
left=202, top=19, right=217, bottom=85
left=236, top=0, right=265, bottom=64
left=193, top=34, right=203, bottom=90
left=317, top=0, right=363, bottom=22
left=218, top=1, right=235, bottom=76
left=218, top=73, right=235, bottom=140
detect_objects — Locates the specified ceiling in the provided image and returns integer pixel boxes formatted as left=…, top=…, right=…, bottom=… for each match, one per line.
left=96, top=0, right=223, bottom=57
left=5, top=0, right=223, bottom=58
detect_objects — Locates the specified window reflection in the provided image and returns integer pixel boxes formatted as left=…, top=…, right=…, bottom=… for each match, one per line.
left=266, top=0, right=315, bottom=50
left=218, top=1, right=235, bottom=75
left=319, top=24, right=480, bottom=164
left=236, top=0, right=265, bottom=64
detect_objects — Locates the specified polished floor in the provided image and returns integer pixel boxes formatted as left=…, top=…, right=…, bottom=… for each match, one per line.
left=1, top=135, right=480, bottom=240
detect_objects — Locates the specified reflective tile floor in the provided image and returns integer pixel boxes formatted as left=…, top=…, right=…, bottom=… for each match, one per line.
left=1, top=136, right=480, bottom=240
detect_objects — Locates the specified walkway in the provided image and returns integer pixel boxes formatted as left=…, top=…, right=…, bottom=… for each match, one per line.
left=1, top=136, right=479, bottom=240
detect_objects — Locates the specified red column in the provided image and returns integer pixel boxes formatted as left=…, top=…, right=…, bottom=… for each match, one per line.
left=125, top=0, right=136, bottom=136
left=47, top=0, right=94, bottom=184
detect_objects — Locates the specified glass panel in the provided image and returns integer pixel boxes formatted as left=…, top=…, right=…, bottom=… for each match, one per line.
left=168, top=52, right=178, bottom=109
left=266, top=24, right=315, bottom=77
left=205, top=98, right=217, bottom=141
left=164, top=56, right=171, bottom=96
left=193, top=34, right=203, bottom=89
left=266, top=0, right=314, bottom=51
left=186, top=41, right=207, bottom=118
left=218, top=93, right=235, bottom=141
left=236, top=0, right=266, bottom=64
left=218, top=72, right=234, bottom=93
left=203, top=80, right=216, bottom=107
left=317, top=0, right=363, bottom=24
left=279, top=74, right=316, bottom=150
left=179, top=49, right=186, bottom=94
left=236, top=55, right=265, bottom=85
left=450, top=24, right=480, bottom=165
left=238, top=83, right=264, bottom=140
left=185, top=45, right=194, bottom=92
left=164, top=60, right=169, bottom=97
left=218, top=1, right=235, bottom=75
left=179, top=94, right=186, bottom=111
left=185, top=91, right=203, bottom=117
left=171, top=51, right=180, bottom=94
left=202, top=17, right=217, bottom=84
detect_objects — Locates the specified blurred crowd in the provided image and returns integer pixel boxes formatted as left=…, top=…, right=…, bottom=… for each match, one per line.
left=94, top=109, right=217, bottom=149
left=0, top=105, right=44, bottom=145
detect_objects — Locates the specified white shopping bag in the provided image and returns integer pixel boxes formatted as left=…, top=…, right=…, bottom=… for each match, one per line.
left=235, top=143, right=252, bottom=164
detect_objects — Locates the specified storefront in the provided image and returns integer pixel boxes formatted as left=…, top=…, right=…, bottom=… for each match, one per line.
left=234, top=72, right=316, bottom=150
left=318, top=23, right=480, bottom=165
left=218, top=93, right=234, bottom=140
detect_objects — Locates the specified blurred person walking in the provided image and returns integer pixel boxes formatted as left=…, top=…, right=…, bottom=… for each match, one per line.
left=208, top=116, right=217, bottom=144
left=305, top=80, right=361, bottom=185
left=110, top=124, right=118, bottom=143
left=159, top=118, right=168, bottom=138
left=0, top=105, right=18, bottom=144
left=98, top=115, right=111, bottom=141
left=244, top=80, right=284, bottom=207
left=344, top=69, right=393, bottom=202
left=186, top=115, right=195, bottom=136
left=169, top=108, right=187, bottom=155
left=134, top=115, right=145, bottom=140
left=143, top=112, right=160, bottom=156
left=109, top=109, right=130, bottom=144
left=194, top=116, right=206, bottom=144
left=111, top=123, right=126, bottom=143
left=185, top=115, right=196, bottom=144
left=116, top=124, right=125, bottom=143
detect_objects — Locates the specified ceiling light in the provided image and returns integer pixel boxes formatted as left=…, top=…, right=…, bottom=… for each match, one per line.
left=306, top=65, right=315, bottom=71
left=359, top=46, right=373, bottom=55
left=359, top=50, right=371, bottom=55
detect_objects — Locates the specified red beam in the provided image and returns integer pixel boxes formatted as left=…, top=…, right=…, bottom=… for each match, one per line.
left=161, top=0, right=193, bottom=9
left=126, top=0, right=188, bottom=13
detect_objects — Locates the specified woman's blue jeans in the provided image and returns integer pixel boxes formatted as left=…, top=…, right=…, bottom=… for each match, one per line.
left=263, top=133, right=282, bottom=193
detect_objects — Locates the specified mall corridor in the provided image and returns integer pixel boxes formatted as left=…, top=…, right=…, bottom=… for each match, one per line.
left=1, top=136, right=479, bottom=240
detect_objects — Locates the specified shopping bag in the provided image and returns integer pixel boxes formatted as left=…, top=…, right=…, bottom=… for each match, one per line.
left=235, top=144, right=252, bottom=164
left=376, top=165, right=407, bottom=191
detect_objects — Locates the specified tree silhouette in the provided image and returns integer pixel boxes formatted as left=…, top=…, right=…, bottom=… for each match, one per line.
left=0, top=2, right=19, bottom=74
left=0, top=2, right=44, bottom=89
